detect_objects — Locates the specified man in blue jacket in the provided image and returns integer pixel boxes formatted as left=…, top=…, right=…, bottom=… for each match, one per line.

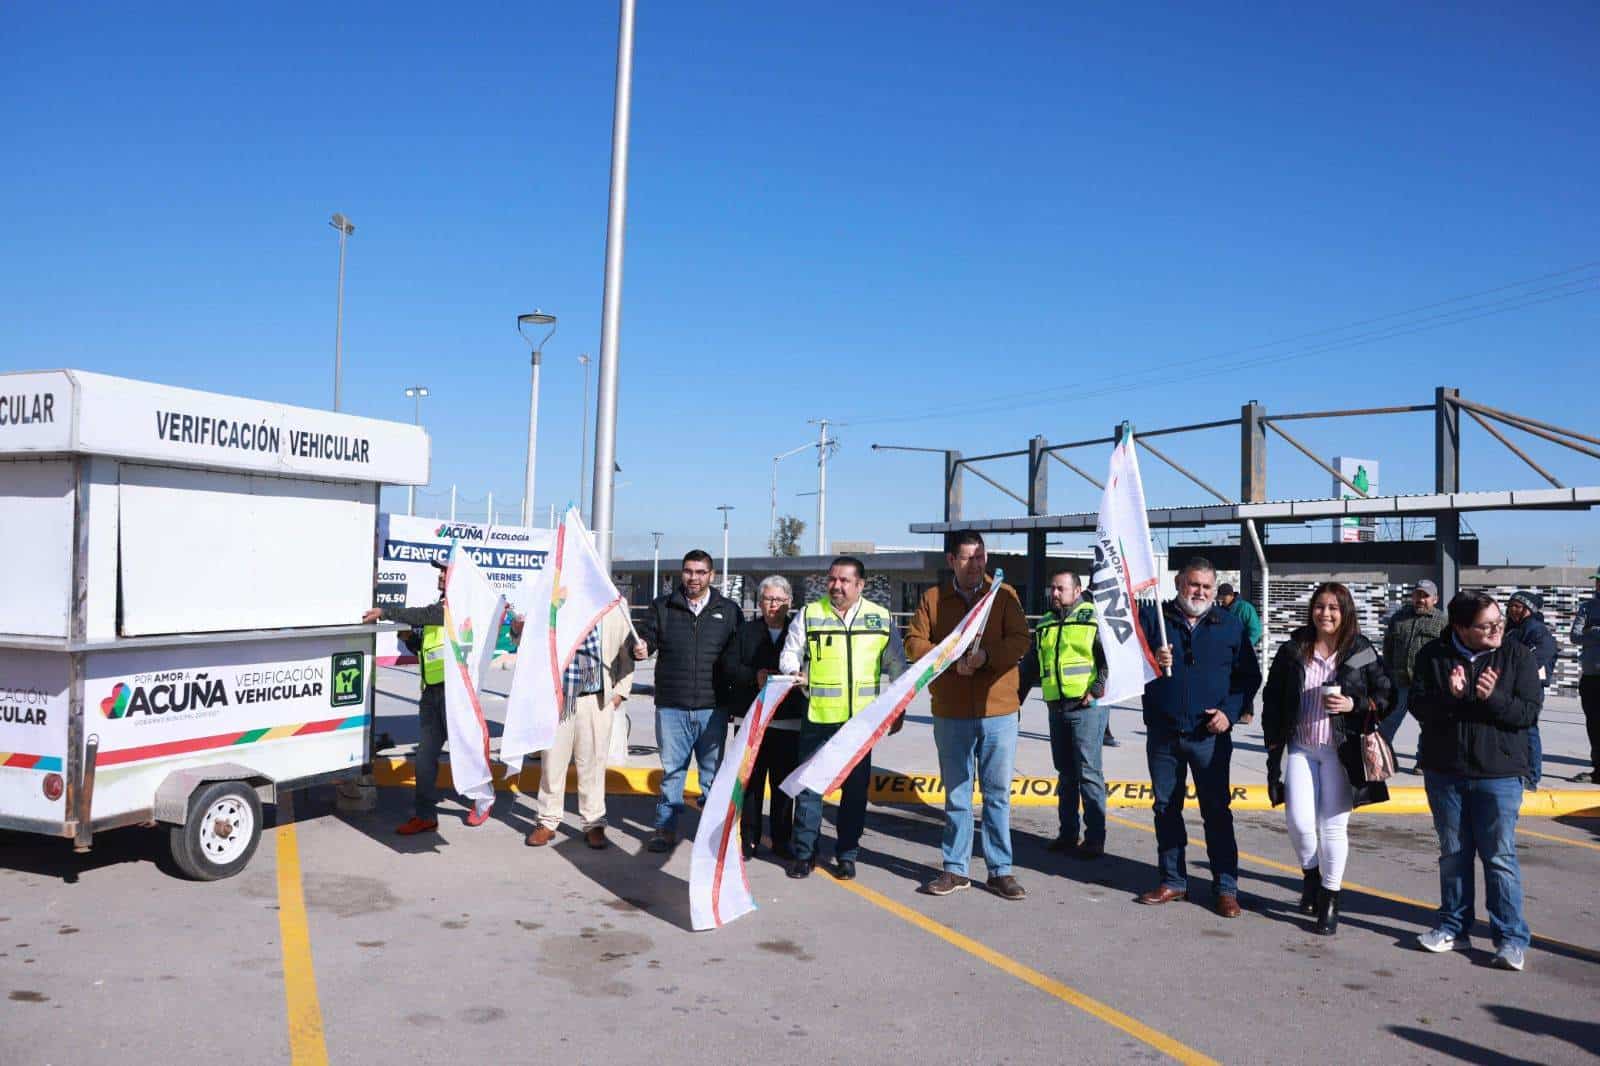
left=1135, top=557, right=1262, bottom=918
left=1505, top=590, right=1556, bottom=790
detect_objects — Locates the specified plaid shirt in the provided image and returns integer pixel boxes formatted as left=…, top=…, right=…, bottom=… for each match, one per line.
left=562, top=626, right=604, bottom=712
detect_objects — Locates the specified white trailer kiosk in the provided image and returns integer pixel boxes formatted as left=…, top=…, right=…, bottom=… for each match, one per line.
left=0, top=370, right=428, bottom=879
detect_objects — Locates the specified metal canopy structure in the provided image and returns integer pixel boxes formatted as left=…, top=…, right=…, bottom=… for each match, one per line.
left=879, top=387, right=1600, bottom=613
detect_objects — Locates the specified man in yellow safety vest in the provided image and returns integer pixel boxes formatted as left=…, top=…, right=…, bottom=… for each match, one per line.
left=778, top=556, right=906, bottom=881
left=1035, top=571, right=1109, bottom=858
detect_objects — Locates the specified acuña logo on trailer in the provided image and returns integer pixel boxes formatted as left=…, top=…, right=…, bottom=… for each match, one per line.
left=434, top=523, right=486, bottom=542
left=99, top=674, right=229, bottom=719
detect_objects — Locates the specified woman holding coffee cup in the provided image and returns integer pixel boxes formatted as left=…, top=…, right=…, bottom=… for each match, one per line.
left=1262, top=582, right=1393, bottom=935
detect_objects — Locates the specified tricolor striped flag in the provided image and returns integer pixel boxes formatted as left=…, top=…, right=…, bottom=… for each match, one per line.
left=690, top=676, right=800, bottom=931
left=501, top=507, right=626, bottom=774
left=442, top=544, right=507, bottom=808
left=780, top=580, right=1001, bottom=800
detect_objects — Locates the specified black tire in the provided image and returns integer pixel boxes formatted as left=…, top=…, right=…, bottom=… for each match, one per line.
left=169, top=780, right=263, bottom=881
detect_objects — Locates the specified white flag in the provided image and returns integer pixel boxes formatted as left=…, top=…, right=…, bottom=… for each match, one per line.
left=691, top=676, right=800, bottom=931
left=442, top=545, right=507, bottom=807
left=781, top=581, right=1001, bottom=799
left=1089, top=429, right=1161, bottom=705
left=501, top=507, right=627, bottom=774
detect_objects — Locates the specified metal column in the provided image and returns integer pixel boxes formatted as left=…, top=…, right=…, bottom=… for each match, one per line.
left=1239, top=401, right=1267, bottom=604
left=1434, top=386, right=1461, bottom=601
left=1025, top=435, right=1048, bottom=613
left=943, top=449, right=964, bottom=527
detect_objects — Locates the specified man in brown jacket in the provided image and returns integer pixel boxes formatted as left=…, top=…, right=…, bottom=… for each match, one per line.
left=905, top=532, right=1032, bottom=900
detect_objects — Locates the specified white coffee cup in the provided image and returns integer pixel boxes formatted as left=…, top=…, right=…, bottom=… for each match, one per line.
left=1320, top=684, right=1343, bottom=712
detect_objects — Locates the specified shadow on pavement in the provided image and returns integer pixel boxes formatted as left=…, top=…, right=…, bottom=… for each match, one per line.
left=1387, top=1027, right=1538, bottom=1065
left=0, top=825, right=181, bottom=883
left=1484, top=1004, right=1600, bottom=1056
left=541, top=793, right=698, bottom=933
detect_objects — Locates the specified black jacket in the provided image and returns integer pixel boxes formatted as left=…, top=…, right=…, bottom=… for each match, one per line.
left=1410, top=635, right=1541, bottom=779
left=1507, top=611, right=1557, bottom=690
left=635, top=587, right=743, bottom=710
left=718, top=617, right=808, bottom=721
left=1261, top=628, right=1393, bottom=808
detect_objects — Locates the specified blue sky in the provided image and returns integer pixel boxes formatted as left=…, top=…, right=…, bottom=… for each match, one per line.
left=4, top=2, right=1597, bottom=565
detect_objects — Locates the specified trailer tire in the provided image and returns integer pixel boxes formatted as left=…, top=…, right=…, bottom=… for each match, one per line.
left=169, top=781, right=262, bottom=881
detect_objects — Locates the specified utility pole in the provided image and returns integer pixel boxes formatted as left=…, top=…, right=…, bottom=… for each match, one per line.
left=328, top=213, right=354, bottom=411
left=807, top=418, right=840, bottom=555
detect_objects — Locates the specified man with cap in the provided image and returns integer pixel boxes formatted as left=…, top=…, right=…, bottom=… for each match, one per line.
left=1505, top=590, right=1557, bottom=791
left=1572, top=569, right=1600, bottom=783
left=361, top=561, right=494, bottom=834
left=1217, top=583, right=1263, bottom=725
left=1381, top=579, right=1447, bottom=768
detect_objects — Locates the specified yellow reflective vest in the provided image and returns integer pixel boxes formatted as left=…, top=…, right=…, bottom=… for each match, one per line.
left=1037, top=601, right=1099, bottom=701
left=420, top=625, right=447, bottom=687
left=804, top=598, right=893, bottom=724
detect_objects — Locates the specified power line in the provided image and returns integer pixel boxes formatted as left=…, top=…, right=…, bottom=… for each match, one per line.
left=841, top=261, right=1599, bottom=427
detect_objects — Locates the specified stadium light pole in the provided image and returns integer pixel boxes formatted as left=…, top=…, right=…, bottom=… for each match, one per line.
left=716, top=505, right=735, bottom=596
left=329, top=212, right=355, bottom=410
left=517, top=311, right=558, bottom=528
left=403, top=385, right=430, bottom=515
left=590, top=0, right=636, bottom=570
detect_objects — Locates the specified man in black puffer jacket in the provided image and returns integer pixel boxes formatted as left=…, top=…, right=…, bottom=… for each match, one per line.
left=1410, top=591, right=1540, bottom=972
left=633, top=549, right=744, bottom=852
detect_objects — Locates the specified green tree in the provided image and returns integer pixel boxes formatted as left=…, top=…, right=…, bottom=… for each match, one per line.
left=770, top=514, right=806, bottom=557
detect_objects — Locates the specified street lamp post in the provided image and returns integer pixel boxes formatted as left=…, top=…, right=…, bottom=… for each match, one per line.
left=577, top=353, right=592, bottom=523
left=650, top=530, right=663, bottom=597
left=517, top=311, right=558, bottom=528
left=716, top=505, right=734, bottom=597
left=403, top=385, right=430, bottom=515
left=770, top=440, right=814, bottom=553
left=329, top=212, right=355, bottom=411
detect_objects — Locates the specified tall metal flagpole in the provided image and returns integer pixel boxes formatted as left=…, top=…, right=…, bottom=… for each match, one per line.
left=590, top=0, right=636, bottom=570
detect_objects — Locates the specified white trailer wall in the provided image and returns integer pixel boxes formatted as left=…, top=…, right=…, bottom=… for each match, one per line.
left=0, top=459, right=75, bottom=639
left=118, top=464, right=375, bottom=635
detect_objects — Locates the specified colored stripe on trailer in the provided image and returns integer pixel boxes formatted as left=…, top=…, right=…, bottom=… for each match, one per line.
left=0, top=752, right=65, bottom=772
left=98, top=714, right=364, bottom=767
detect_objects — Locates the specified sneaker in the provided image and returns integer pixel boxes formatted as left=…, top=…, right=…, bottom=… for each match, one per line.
left=645, top=830, right=677, bottom=853
left=1490, top=944, right=1526, bottom=972
left=986, top=875, right=1027, bottom=901
left=395, top=816, right=439, bottom=836
left=1103, top=733, right=1121, bottom=748
left=464, top=802, right=493, bottom=827
left=923, top=871, right=971, bottom=896
left=1417, top=928, right=1457, bottom=953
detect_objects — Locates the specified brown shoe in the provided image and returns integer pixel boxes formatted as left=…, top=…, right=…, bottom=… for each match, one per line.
left=1137, top=885, right=1187, bottom=905
left=525, top=824, right=556, bottom=847
left=922, top=872, right=971, bottom=896
left=1214, top=893, right=1242, bottom=918
left=584, top=827, right=608, bottom=850
left=986, top=875, right=1027, bottom=901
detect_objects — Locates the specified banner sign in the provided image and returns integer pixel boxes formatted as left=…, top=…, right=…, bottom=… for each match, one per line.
left=375, top=514, right=554, bottom=665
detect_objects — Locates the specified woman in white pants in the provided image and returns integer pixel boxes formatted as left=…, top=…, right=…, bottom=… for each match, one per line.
left=1262, top=582, right=1393, bottom=935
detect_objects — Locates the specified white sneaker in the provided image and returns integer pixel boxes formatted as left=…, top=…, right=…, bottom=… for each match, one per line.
left=1491, top=944, right=1526, bottom=972
left=1417, top=928, right=1457, bottom=953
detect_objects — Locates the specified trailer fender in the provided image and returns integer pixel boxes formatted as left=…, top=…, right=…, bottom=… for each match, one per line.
left=153, top=763, right=275, bottom=825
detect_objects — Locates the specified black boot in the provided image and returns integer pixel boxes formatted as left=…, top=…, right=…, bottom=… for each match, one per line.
left=1314, top=888, right=1340, bottom=936
left=1299, top=867, right=1320, bottom=916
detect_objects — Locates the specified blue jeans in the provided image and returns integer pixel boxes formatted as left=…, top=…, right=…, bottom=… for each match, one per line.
left=654, top=706, right=726, bottom=833
left=791, top=719, right=870, bottom=862
left=1378, top=685, right=1410, bottom=748
left=1527, top=722, right=1543, bottom=792
left=1146, top=731, right=1238, bottom=896
left=1423, top=772, right=1530, bottom=949
left=1049, top=700, right=1109, bottom=846
left=933, top=714, right=1018, bottom=877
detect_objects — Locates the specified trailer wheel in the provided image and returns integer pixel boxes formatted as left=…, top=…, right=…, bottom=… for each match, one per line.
left=169, top=781, right=262, bottom=881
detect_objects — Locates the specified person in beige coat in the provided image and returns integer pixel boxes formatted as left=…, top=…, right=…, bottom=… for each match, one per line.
left=518, top=608, right=636, bottom=849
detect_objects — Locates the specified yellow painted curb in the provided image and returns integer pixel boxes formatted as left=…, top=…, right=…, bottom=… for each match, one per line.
left=370, top=757, right=1600, bottom=818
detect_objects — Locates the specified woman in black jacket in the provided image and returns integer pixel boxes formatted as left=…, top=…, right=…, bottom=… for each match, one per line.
left=718, top=575, right=808, bottom=860
left=1262, top=582, right=1392, bottom=935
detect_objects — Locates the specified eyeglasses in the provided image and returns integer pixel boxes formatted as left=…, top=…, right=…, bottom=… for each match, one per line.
left=759, top=596, right=790, bottom=605
left=1469, top=621, right=1505, bottom=634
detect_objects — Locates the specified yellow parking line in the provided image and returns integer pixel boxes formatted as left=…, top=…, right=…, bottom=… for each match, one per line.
left=1103, top=812, right=1600, bottom=964
left=825, top=874, right=1218, bottom=1065
left=1516, top=825, right=1600, bottom=853
left=275, top=797, right=330, bottom=1066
